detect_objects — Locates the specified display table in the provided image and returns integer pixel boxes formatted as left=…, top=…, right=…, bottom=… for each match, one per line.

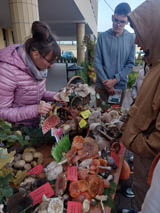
left=105, top=146, right=126, bottom=212
left=37, top=143, right=126, bottom=213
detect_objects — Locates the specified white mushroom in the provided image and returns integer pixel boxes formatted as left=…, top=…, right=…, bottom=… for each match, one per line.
left=82, top=199, right=90, bottom=213
left=98, top=166, right=112, bottom=171
left=14, top=154, right=22, bottom=161
left=95, top=195, right=108, bottom=213
left=33, top=152, right=43, bottom=164
left=101, top=112, right=112, bottom=123
left=24, top=163, right=32, bottom=171
left=44, top=161, right=63, bottom=181
left=79, top=159, right=92, bottom=169
left=14, top=160, right=25, bottom=169
left=106, top=174, right=114, bottom=182
left=60, top=124, right=72, bottom=134
left=0, top=204, right=4, bottom=213
left=108, top=110, right=119, bottom=120
left=20, top=176, right=36, bottom=188
left=48, top=198, right=63, bottom=213
left=38, top=201, right=49, bottom=213
left=22, top=152, right=33, bottom=162
left=24, top=147, right=36, bottom=153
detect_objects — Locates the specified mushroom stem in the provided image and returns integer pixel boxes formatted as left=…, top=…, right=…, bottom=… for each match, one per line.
left=100, top=200, right=105, bottom=213
left=95, top=195, right=108, bottom=213
left=98, top=166, right=112, bottom=171
left=58, top=159, right=68, bottom=165
left=97, top=129, right=114, bottom=141
left=107, top=174, right=113, bottom=182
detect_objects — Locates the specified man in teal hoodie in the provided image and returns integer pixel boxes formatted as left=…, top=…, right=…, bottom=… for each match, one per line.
left=94, top=3, right=135, bottom=105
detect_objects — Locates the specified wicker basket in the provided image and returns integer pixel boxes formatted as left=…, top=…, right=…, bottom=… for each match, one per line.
left=67, top=75, right=85, bottom=85
left=67, top=76, right=90, bottom=109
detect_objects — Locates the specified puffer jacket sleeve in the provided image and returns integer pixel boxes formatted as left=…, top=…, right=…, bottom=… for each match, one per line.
left=0, top=64, right=39, bottom=123
left=42, top=90, right=58, bottom=102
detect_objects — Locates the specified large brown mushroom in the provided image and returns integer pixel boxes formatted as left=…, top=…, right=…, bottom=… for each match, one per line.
left=55, top=173, right=67, bottom=196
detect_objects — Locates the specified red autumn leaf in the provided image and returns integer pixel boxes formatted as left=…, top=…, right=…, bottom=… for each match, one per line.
left=42, top=115, right=60, bottom=134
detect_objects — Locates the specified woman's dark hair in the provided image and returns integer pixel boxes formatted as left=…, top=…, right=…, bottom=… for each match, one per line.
left=25, top=21, right=61, bottom=60
left=114, top=3, right=131, bottom=16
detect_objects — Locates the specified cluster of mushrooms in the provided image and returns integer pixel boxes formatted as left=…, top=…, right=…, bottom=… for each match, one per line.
left=33, top=134, right=117, bottom=213
left=9, top=147, right=43, bottom=173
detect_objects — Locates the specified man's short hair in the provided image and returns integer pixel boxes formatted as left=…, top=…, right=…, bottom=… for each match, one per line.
left=114, top=3, right=131, bottom=16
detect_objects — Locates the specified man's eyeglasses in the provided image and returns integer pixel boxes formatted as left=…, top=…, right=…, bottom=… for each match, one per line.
left=113, top=18, right=127, bottom=25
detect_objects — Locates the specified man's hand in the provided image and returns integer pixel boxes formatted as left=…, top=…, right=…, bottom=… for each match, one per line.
left=103, top=78, right=117, bottom=89
left=38, top=101, right=52, bottom=115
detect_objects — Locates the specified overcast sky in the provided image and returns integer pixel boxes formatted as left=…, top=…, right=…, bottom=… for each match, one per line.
left=98, top=0, right=145, bottom=33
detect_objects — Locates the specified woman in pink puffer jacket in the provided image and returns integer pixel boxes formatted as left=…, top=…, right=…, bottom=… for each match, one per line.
left=0, top=21, right=62, bottom=127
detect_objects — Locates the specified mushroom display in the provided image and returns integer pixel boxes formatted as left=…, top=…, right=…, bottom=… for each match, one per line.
left=12, top=147, right=43, bottom=173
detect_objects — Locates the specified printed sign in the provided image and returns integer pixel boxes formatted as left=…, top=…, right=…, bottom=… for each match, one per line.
left=29, top=182, right=54, bottom=205
left=27, top=164, right=43, bottom=175
left=79, top=119, right=87, bottom=128
left=67, top=166, right=78, bottom=181
left=67, top=201, right=82, bottom=213
left=80, top=110, right=91, bottom=119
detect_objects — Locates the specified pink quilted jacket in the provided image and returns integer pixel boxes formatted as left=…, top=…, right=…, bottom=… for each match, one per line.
left=0, top=44, right=57, bottom=126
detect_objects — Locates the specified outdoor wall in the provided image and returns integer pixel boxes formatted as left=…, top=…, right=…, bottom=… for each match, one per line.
left=9, top=0, right=39, bottom=44
left=0, top=27, right=14, bottom=49
left=74, top=0, right=98, bottom=38
left=0, top=27, right=5, bottom=49
left=90, top=0, right=98, bottom=24
left=59, top=44, right=77, bottom=57
left=5, top=28, right=14, bottom=46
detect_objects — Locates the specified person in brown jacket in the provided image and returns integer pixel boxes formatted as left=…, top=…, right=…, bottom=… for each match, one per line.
left=121, top=0, right=160, bottom=211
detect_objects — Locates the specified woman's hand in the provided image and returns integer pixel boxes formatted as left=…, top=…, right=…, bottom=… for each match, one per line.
left=53, top=93, right=66, bottom=105
left=38, top=101, right=52, bottom=114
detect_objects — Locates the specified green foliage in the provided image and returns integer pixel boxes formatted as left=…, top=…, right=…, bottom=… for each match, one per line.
left=0, top=174, right=13, bottom=204
left=103, top=181, right=116, bottom=209
left=76, top=61, right=89, bottom=84
left=18, top=125, right=55, bottom=146
left=84, top=35, right=96, bottom=66
left=0, top=119, right=30, bottom=147
left=135, top=52, right=144, bottom=66
left=127, top=71, right=139, bottom=89
left=51, top=135, right=71, bottom=162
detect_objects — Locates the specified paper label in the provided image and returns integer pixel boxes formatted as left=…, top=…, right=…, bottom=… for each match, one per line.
left=29, top=182, right=54, bottom=205
left=67, top=166, right=78, bottom=181
left=80, top=110, right=91, bottom=119
left=51, top=128, right=56, bottom=136
left=67, top=201, right=82, bottom=213
left=79, top=119, right=87, bottom=128
left=27, top=164, right=43, bottom=175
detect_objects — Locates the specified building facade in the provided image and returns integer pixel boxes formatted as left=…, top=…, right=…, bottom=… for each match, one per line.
left=0, top=0, right=98, bottom=64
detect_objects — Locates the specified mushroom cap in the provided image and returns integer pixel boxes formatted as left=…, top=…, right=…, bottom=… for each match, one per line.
left=55, top=173, right=67, bottom=196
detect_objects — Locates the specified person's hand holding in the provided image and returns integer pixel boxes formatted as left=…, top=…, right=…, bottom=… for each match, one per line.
left=53, top=92, right=66, bottom=105
left=38, top=101, right=52, bottom=115
left=103, top=78, right=117, bottom=89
